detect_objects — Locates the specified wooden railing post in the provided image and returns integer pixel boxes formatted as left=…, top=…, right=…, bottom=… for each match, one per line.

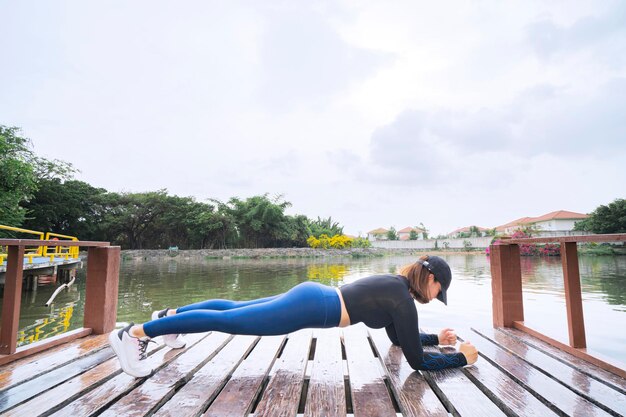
left=0, top=246, right=25, bottom=354
left=561, top=242, right=586, bottom=348
left=84, top=246, right=120, bottom=334
left=490, top=244, right=524, bottom=327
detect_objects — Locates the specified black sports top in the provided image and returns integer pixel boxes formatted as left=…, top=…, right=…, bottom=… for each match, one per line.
left=340, top=274, right=467, bottom=371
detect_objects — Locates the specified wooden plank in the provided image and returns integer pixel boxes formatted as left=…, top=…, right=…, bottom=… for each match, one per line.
left=561, top=242, right=587, bottom=348
left=466, top=329, right=614, bottom=417
left=0, top=346, right=114, bottom=414
left=48, top=332, right=214, bottom=417
left=462, top=350, right=560, bottom=417
left=204, top=335, right=285, bottom=417
left=0, top=333, right=108, bottom=390
left=489, top=244, right=524, bottom=327
left=512, top=321, right=626, bottom=379
left=343, top=324, right=396, bottom=417
left=368, top=328, right=448, bottom=417
left=498, top=327, right=626, bottom=393
left=418, top=325, right=558, bottom=417
left=99, top=332, right=232, bottom=417
left=475, top=327, right=626, bottom=416
left=152, top=335, right=259, bottom=417
left=3, top=333, right=166, bottom=417
left=0, top=328, right=93, bottom=367
left=84, top=246, right=120, bottom=334
left=502, top=233, right=626, bottom=244
left=0, top=246, right=25, bottom=355
left=252, top=330, right=312, bottom=417
left=303, top=328, right=346, bottom=417
left=421, top=345, right=507, bottom=417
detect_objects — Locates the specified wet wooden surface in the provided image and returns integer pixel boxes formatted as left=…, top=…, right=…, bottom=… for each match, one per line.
left=1, top=325, right=624, bottom=416
left=344, top=325, right=396, bottom=416
left=252, top=330, right=311, bottom=417
left=304, top=328, right=346, bottom=417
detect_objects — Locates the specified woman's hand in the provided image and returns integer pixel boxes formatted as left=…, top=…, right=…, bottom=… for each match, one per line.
left=459, top=341, right=478, bottom=365
left=438, top=328, right=457, bottom=346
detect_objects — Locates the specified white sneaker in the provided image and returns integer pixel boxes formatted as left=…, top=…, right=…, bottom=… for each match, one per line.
left=108, top=323, right=153, bottom=378
left=151, top=310, right=187, bottom=349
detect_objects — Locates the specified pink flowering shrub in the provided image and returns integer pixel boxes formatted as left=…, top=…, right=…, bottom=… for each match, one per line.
left=510, top=231, right=537, bottom=256
left=486, top=230, right=560, bottom=256
left=539, top=243, right=561, bottom=256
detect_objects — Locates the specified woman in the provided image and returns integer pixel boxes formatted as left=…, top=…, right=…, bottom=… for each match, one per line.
left=109, top=255, right=479, bottom=377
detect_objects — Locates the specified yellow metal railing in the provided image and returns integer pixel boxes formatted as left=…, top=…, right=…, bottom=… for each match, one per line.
left=44, top=232, right=79, bottom=258
left=0, top=225, right=79, bottom=263
left=0, top=225, right=45, bottom=263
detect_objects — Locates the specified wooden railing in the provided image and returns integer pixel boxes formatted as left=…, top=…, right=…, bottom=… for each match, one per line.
left=0, top=239, right=120, bottom=365
left=489, top=233, right=626, bottom=378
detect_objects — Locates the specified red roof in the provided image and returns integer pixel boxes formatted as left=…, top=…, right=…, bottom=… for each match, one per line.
left=368, top=227, right=388, bottom=234
left=495, top=211, right=587, bottom=231
left=398, top=226, right=425, bottom=233
left=449, top=226, right=489, bottom=234
left=495, top=217, right=533, bottom=232
left=530, top=210, right=588, bottom=222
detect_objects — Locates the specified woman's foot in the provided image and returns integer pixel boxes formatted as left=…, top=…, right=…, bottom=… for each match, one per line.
left=151, top=309, right=187, bottom=349
left=108, top=323, right=153, bottom=377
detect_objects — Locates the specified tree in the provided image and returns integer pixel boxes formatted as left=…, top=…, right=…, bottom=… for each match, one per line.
left=418, top=222, right=429, bottom=239
left=575, top=199, right=626, bottom=234
left=469, top=225, right=482, bottom=237
left=0, top=125, right=77, bottom=229
left=308, top=216, right=343, bottom=238
left=21, top=179, right=108, bottom=240
left=98, top=190, right=176, bottom=249
left=387, top=226, right=398, bottom=241
left=281, top=214, right=311, bottom=247
left=409, top=230, right=418, bottom=240
left=218, top=194, right=295, bottom=248
left=0, top=126, right=37, bottom=227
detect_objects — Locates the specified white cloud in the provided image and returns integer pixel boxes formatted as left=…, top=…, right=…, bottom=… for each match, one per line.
left=1, top=0, right=624, bottom=236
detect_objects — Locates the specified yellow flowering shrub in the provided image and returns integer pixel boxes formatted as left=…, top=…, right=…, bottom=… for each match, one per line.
left=307, top=234, right=355, bottom=249
left=307, top=235, right=320, bottom=248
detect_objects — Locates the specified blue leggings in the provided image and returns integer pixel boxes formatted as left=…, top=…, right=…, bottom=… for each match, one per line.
left=142, top=282, right=342, bottom=338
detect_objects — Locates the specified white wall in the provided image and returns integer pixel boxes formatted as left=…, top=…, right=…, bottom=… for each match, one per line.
left=535, top=219, right=582, bottom=231
left=371, top=236, right=493, bottom=249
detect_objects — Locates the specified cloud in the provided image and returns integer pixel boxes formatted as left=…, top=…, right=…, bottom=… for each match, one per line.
left=255, top=4, right=392, bottom=111
left=526, top=3, right=626, bottom=63
left=345, top=73, right=626, bottom=195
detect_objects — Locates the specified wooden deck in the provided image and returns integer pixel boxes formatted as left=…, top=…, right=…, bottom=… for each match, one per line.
left=0, top=324, right=624, bottom=417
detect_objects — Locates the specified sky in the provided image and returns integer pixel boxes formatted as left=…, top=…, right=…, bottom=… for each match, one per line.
left=1, top=1, right=625, bottom=237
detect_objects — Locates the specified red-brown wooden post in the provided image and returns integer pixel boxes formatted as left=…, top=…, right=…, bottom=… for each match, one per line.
left=0, top=246, right=25, bottom=354
left=84, top=246, right=121, bottom=334
left=490, top=244, right=524, bottom=327
left=561, top=242, right=586, bottom=348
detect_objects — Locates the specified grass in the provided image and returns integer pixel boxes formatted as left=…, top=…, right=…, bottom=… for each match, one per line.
left=579, top=245, right=618, bottom=256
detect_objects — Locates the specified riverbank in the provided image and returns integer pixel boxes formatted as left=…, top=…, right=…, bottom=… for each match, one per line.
left=118, top=247, right=486, bottom=261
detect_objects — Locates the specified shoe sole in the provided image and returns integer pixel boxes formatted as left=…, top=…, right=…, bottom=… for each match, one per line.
left=108, top=331, right=151, bottom=378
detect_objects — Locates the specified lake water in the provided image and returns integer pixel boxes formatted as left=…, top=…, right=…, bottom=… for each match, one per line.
left=6, top=253, right=626, bottom=364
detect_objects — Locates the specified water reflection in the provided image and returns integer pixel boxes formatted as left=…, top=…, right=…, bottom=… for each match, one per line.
left=3, top=254, right=625, bottom=363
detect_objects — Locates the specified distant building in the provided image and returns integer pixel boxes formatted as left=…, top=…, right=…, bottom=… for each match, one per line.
left=447, top=226, right=489, bottom=238
left=397, top=226, right=427, bottom=240
left=495, top=217, right=534, bottom=235
left=367, top=228, right=389, bottom=241
left=495, top=210, right=588, bottom=236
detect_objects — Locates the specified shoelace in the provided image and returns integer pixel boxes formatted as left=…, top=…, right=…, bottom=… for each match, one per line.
left=137, top=338, right=157, bottom=360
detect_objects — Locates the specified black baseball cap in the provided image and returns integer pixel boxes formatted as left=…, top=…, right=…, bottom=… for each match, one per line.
left=418, top=256, right=452, bottom=305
